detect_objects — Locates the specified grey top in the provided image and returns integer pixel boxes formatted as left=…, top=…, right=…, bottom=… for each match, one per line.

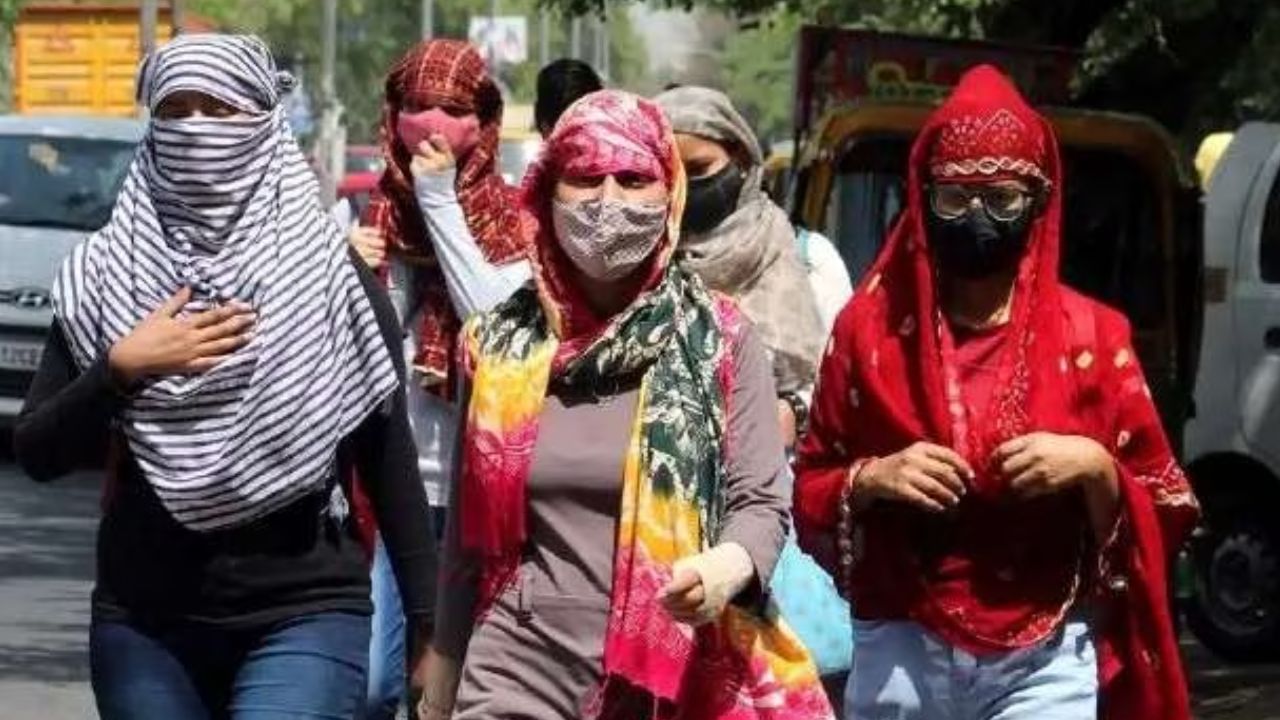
left=435, top=322, right=790, bottom=719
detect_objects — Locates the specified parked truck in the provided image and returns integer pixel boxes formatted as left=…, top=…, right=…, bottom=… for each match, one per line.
left=12, top=1, right=177, bottom=117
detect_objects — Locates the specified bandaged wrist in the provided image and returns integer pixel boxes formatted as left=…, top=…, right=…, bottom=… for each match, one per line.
left=671, top=542, right=755, bottom=623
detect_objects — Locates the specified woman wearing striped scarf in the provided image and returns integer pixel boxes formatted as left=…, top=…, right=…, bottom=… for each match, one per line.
left=13, top=35, right=436, bottom=719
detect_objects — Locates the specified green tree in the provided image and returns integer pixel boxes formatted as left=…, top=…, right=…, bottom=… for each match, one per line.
left=661, top=0, right=1280, bottom=148
left=0, top=0, right=23, bottom=112
left=719, top=12, right=799, bottom=145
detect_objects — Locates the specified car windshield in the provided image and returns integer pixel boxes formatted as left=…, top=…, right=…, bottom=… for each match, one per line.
left=0, top=134, right=135, bottom=232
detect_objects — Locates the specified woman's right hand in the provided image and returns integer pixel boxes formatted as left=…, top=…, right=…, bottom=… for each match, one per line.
left=108, top=287, right=255, bottom=386
left=853, top=442, right=973, bottom=513
left=349, top=223, right=387, bottom=269
left=413, top=647, right=460, bottom=720
left=410, top=135, right=457, bottom=178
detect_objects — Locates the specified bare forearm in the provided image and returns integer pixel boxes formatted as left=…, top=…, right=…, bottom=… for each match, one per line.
left=1084, top=461, right=1121, bottom=543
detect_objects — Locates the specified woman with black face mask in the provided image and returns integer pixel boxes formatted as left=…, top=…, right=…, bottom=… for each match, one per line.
left=654, top=86, right=828, bottom=449
left=925, top=179, right=1038, bottom=282
left=795, top=66, right=1198, bottom=720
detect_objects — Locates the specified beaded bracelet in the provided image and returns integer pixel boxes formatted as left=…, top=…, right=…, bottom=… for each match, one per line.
left=837, top=459, right=873, bottom=595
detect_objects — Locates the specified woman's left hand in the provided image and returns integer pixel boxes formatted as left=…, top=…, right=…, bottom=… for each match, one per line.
left=407, top=619, right=432, bottom=704
left=994, top=432, right=1116, bottom=499
left=410, top=135, right=456, bottom=177
left=410, top=643, right=459, bottom=720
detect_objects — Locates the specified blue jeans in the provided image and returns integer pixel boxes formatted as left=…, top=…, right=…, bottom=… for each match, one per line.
left=365, top=538, right=405, bottom=720
left=846, top=618, right=1097, bottom=720
left=91, top=611, right=371, bottom=720
left=365, top=507, right=445, bottom=719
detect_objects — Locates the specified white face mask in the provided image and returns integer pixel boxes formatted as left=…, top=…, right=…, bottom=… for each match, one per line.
left=551, top=198, right=668, bottom=281
left=149, top=114, right=274, bottom=237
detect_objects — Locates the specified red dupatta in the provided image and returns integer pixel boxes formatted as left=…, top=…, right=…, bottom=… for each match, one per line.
left=363, top=39, right=525, bottom=391
left=793, top=65, right=1199, bottom=719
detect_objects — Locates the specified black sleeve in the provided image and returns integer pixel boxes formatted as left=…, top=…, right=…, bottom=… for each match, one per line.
left=347, top=249, right=439, bottom=625
left=12, top=322, right=120, bottom=482
left=431, top=378, right=479, bottom=660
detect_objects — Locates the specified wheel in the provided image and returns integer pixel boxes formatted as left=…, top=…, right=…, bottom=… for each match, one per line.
left=1184, top=512, right=1280, bottom=662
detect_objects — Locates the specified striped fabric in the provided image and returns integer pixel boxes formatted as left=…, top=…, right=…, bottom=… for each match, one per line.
left=51, top=34, right=399, bottom=531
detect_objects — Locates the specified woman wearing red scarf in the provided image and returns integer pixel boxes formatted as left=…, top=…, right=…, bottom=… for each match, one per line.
left=362, top=38, right=527, bottom=391
left=794, top=66, right=1199, bottom=719
left=353, top=39, right=532, bottom=719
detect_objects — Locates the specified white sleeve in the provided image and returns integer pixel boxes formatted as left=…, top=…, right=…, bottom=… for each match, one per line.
left=414, top=170, right=531, bottom=318
left=804, top=231, right=854, bottom=335
left=330, top=197, right=355, bottom=234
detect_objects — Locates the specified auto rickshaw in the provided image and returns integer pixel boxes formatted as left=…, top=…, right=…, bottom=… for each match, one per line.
left=763, top=141, right=795, bottom=205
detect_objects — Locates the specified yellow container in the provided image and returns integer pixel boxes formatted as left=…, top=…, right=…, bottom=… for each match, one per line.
left=14, top=3, right=173, bottom=117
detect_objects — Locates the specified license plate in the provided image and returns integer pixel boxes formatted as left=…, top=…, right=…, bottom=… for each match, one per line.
left=0, top=337, right=43, bottom=372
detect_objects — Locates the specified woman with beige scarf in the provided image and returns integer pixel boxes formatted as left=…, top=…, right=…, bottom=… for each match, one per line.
left=655, top=86, right=828, bottom=446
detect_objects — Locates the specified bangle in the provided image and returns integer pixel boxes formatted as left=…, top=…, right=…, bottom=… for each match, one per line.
left=780, top=392, right=809, bottom=436
left=836, top=459, right=872, bottom=596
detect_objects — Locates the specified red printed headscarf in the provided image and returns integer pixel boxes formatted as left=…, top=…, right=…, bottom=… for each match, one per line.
left=363, top=39, right=525, bottom=389
left=866, top=64, right=1067, bottom=464
left=795, top=66, right=1198, bottom=719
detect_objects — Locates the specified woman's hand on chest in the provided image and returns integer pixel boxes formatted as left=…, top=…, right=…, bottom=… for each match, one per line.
left=854, top=442, right=973, bottom=514
left=108, top=287, right=255, bottom=386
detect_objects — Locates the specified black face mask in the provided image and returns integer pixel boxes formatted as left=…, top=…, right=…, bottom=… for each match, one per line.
left=925, top=206, right=1033, bottom=280
left=682, top=163, right=745, bottom=235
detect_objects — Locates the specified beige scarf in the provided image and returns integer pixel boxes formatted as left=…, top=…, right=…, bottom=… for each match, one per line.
left=656, top=86, right=825, bottom=393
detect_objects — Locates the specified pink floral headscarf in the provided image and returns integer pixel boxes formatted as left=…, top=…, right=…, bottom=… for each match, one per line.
left=520, top=90, right=687, bottom=341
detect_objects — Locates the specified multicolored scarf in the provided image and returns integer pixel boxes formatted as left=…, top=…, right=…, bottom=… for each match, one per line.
left=364, top=39, right=525, bottom=390
left=459, top=90, right=833, bottom=719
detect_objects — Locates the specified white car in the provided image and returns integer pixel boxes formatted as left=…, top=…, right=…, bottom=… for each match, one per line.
left=0, top=116, right=141, bottom=425
left=1183, top=122, right=1280, bottom=660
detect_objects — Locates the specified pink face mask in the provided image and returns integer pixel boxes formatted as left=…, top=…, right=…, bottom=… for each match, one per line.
left=396, top=108, right=481, bottom=157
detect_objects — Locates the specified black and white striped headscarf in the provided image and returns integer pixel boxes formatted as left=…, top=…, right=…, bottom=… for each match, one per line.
left=52, top=34, right=399, bottom=531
